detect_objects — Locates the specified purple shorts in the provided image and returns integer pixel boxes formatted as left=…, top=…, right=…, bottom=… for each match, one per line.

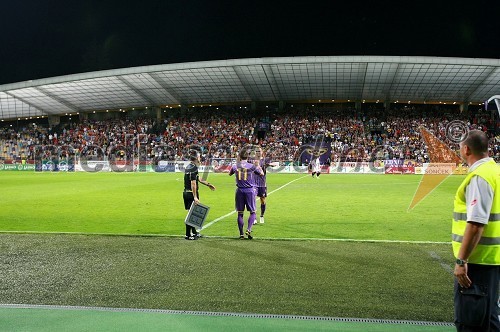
left=235, top=187, right=257, bottom=212
left=256, top=186, right=267, bottom=198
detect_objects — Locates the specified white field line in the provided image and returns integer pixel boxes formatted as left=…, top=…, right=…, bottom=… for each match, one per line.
left=201, top=175, right=308, bottom=230
left=428, top=251, right=454, bottom=274
left=0, top=230, right=449, bottom=244
left=196, top=235, right=449, bottom=244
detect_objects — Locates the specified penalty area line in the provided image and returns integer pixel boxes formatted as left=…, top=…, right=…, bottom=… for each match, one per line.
left=202, top=175, right=309, bottom=230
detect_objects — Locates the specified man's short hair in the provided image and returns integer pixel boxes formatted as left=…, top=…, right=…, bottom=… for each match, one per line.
left=462, top=130, right=489, bottom=155
left=240, top=144, right=259, bottom=160
left=188, top=152, right=199, bottom=161
left=239, top=147, right=249, bottom=160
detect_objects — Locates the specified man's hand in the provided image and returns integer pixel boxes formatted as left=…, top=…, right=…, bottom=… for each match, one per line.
left=454, top=222, right=484, bottom=288
left=454, top=263, right=472, bottom=288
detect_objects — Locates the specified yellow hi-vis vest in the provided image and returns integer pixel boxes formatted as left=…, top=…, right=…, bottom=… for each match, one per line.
left=452, top=159, right=500, bottom=265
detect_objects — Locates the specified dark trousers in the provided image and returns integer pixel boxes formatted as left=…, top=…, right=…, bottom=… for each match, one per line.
left=454, top=264, right=500, bottom=332
left=183, top=191, right=197, bottom=237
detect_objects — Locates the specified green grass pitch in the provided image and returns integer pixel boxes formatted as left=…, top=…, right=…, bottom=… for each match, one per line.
left=0, top=171, right=460, bottom=323
left=0, top=171, right=459, bottom=241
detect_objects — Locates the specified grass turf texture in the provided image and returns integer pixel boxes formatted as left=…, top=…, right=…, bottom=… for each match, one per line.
left=0, top=172, right=459, bottom=241
left=0, top=234, right=453, bottom=323
left=0, top=172, right=459, bottom=322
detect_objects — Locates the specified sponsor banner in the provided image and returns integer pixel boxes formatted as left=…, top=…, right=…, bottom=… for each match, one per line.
left=318, top=165, right=330, bottom=174
left=0, top=164, right=36, bottom=171
left=156, top=161, right=176, bottom=172
left=41, top=161, right=56, bottom=171
left=290, top=165, right=309, bottom=173
left=155, top=162, right=216, bottom=173
left=76, top=160, right=111, bottom=172
left=267, top=165, right=308, bottom=173
left=57, top=161, right=75, bottom=172
left=155, top=164, right=176, bottom=172
left=384, top=160, right=415, bottom=174
left=199, top=166, right=214, bottom=173
left=37, top=160, right=75, bottom=172
left=331, top=162, right=385, bottom=174
left=213, top=165, right=232, bottom=173
left=415, top=163, right=462, bottom=175
left=174, top=161, right=190, bottom=173
left=211, top=158, right=236, bottom=173
left=385, top=160, right=402, bottom=174
left=422, top=163, right=457, bottom=175
left=402, top=160, right=416, bottom=174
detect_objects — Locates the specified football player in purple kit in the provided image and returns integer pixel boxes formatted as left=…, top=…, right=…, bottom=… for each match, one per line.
left=229, top=146, right=264, bottom=239
left=254, top=146, right=279, bottom=224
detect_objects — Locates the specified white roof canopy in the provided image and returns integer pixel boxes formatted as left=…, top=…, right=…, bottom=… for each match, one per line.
left=1, top=56, right=500, bottom=120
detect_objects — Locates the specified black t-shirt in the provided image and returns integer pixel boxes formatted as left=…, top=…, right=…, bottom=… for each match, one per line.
left=184, top=162, right=199, bottom=192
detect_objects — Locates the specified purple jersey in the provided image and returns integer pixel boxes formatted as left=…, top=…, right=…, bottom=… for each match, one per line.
left=253, top=158, right=271, bottom=188
left=229, top=160, right=263, bottom=188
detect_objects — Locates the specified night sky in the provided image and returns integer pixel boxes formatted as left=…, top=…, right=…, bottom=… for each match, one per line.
left=1, top=0, right=499, bottom=85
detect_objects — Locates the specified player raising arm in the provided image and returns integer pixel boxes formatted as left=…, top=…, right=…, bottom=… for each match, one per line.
left=254, top=146, right=279, bottom=224
left=229, top=146, right=264, bottom=239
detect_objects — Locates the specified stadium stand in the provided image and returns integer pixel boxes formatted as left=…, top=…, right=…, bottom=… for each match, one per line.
left=0, top=104, right=499, bottom=166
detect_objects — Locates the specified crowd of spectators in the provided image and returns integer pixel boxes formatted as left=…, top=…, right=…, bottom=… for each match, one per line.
left=0, top=105, right=499, bottom=165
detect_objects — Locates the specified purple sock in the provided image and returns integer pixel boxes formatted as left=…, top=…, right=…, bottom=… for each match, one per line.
left=260, top=204, right=266, bottom=217
left=237, top=213, right=244, bottom=235
left=248, top=212, right=256, bottom=231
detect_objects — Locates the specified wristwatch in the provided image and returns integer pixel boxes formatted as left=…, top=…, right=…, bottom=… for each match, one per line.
left=456, top=258, right=467, bottom=266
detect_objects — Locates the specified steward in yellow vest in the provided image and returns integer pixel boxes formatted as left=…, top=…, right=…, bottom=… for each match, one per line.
left=452, top=130, right=500, bottom=331
left=452, top=159, right=500, bottom=264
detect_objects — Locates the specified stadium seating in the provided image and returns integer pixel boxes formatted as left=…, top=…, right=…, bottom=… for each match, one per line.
left=0, top=106, right=498, bottom=165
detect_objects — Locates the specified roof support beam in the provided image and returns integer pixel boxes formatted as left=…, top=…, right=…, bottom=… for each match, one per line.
left=262, top=65, right=280, bottom=100
left=116, top=76, right=155, bottom=106
left=386, top=63, right=402, bottom=102
left=4, top=91, right=45, bottom=116
left=231, top=66, right=253, bottom=101
left=147, top=73, right=181, bottom=105
left=34, top=86, right=79, bottom=112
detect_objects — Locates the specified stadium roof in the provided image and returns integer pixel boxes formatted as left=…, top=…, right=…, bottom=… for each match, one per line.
left=1, top=55, right=500, bottom=120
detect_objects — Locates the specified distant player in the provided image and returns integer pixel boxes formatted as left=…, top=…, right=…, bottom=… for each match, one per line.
left=254, top=146, right=279, bottom=224
left=229, top=146, right=264, bottom=239
left=310, top=156, right=321, bottom=178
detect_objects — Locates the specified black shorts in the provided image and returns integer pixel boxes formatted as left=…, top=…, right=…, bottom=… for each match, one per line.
left=256, top=186, right=267, bottom=198
left=183, top=191, right=194, bottom=210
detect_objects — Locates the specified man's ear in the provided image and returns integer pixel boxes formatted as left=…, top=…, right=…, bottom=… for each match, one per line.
left=463, top=144, right=472, bottom=157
